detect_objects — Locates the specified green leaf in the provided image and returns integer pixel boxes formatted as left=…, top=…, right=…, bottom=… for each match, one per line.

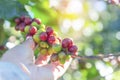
left=0, top=0, right=28, bottom=20
left=18, top=0, right=29, bottom=4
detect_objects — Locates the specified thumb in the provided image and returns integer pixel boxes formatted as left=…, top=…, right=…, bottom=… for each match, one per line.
left=1, top=37, right=35, bottom=65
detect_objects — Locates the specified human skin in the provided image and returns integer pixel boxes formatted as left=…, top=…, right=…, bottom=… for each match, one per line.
left=1, top=37, right=72, bottom=80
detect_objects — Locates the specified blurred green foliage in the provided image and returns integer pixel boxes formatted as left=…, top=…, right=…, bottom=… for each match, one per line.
left=0, top=0, right=120, bottom=80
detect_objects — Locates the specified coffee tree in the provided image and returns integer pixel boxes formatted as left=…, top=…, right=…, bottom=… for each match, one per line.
left=0, top=0, right=120, bottom=80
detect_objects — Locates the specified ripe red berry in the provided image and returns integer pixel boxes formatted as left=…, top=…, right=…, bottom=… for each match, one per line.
left=46, top=27, right=54, bottom=35
left=19, top=23, right=26, bottom=32
left=0, top=45, right=7, bottom=50
left=39, top=32, right=48, bottom=41
left=24, top=17, right=32, bottom=25
left=29, top=26, right=37, bottom=35
left=33, top=18, right=41, bottom=24
left=68, top=45, right=78, bottom=55
left=20, top=16, right=25, bottom=21
left=15, top=18, right=21, bottom=24
left=62, top=38, right=73, bottom=48
left=48, top=36, right=56, bottom=44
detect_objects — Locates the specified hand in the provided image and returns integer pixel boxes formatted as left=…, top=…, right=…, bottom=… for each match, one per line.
left=1, top=37, right=72, bottom=80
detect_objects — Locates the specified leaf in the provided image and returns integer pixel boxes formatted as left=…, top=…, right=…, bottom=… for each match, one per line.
left=18, top=0, right=29, bottom=4
left=0, top=0, right=28, bottom=20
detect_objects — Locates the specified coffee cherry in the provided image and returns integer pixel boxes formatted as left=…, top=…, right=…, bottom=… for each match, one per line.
left=15, top=18, right=21, bottom=24
left=33, top=18, right=41, bottom=25
left=48, top=47, right=54, bottom=55
left=58, top=52, right=66, bottom=59
left=52, top=43, right=62, bottom=53
left=37, top=28, right=45, bottom=34
left=0, top=45, right=7, bottom=50
left=62, top=38, right=73, bottom=48
left=24, top=17, right=32, bottom=25
left=29, top=26, right=37, bottom=35
left=40, top=48, right=48, bottom=55
left=39, top=41, right=49, bottom=48
left=39, top=32, right=48, bottom=41
left=50, top=54, right=58, bottom=62
left=68, top=45, right=78, bottom=55
left=19, top=23, right=26, bottom=32
left=24, top=26, right=30, bottom=33
left=47, top=36, right=56, bottom=44
left=59, top=58, right=66, bottom=64
left=31, top=22, right=38, bottom=27
left=66, top=55, right=71, bottom=60
left=33, top=34, right=40, bottom=43
left=40, top=24, right=45, bottom=29
left=20, top=16, right=25, bottom=21
left=46, top=27, right=54, bottom=35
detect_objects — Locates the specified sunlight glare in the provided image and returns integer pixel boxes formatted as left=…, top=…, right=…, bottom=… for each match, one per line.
left=89, top=10, right=99, bottom=21
left=3, top=20, right=10, bottom=29
left=95, top=61, right=113, bottom=77
left=95, top=22, right=103, bottom=31
left=6, top=42, right=15, bottom=49
left=116, top=31, right=120, bottom=40
left=72, top=18, right=85, bottom=31
left=66, top=0, right=83, bottom=14
left=63, top=73, right=72, bottom=80
left=49, top=0, right=59, bottom=7
left=85, top=47, right=93, bottom=56
left=73, top=71, right=81, bottom=80
left=60, top=19, right=71, bottom=33
left=94, top=1, right=106, bottom=12
left=83, top=27, right=93, bottom=37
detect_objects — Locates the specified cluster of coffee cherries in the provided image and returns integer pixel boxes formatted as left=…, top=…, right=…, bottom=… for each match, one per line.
left=14, top=16, right=78, bottom=64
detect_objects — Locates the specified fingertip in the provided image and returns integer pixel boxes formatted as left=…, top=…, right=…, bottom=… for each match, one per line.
left=26, top=36, right=32, bottom=40
left=35, top=54, right=51, bottom=66
left=49, top=58, right=72, bottom=79
left=23, top=37, right=35, bottom=49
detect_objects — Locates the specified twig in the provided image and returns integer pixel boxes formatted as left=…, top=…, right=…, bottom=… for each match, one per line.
left=74, top=53, right=120, bottom=60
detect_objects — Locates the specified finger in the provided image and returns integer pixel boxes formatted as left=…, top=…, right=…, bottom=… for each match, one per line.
left=1, top=37, right=35, bottom=65
left=35, top=54, right=51, bottom=66
left=22, top=37, right=35, bottom=50
left=27, top=58, right=72, bottom=80
left=44, top=58, right=72, bottom=80
left=53, top=58, right=72, bottom=78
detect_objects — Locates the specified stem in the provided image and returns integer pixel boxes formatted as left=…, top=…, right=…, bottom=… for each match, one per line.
left=73, top=53, right=120, bottom=60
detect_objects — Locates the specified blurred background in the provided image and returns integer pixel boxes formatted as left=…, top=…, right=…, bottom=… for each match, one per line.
left=0, top=0, right=120, bottom=80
